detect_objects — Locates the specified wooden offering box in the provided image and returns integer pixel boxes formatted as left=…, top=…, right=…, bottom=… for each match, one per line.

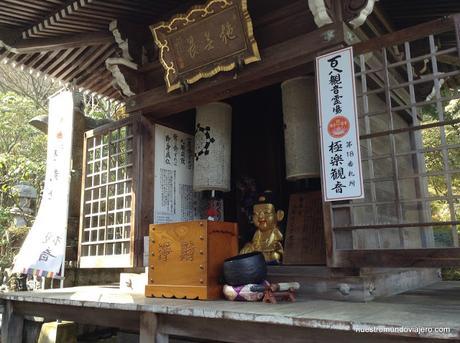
left=146, top=221, right=238, bottom=300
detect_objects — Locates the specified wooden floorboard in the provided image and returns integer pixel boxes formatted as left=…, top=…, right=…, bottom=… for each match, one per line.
left=0, top=282, right=459, bottom=340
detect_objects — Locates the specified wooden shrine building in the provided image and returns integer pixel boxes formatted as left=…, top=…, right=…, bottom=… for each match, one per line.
left=1, top=0, right=460, bottom=342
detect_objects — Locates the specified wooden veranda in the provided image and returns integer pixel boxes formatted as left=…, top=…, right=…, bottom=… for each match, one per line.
left=1, top=282, right=460, bottom=342
left=2, top=0, right=460, bottom=342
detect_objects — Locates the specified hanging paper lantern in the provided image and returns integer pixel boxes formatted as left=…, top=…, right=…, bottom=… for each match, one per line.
left=193, top=102, right=232, bottom=192
left=281, top=76, right=320, bottom=180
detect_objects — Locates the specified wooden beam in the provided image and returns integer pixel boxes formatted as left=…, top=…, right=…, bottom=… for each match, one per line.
left=21, top=0, right=92, bottom=39
left=1, top=301, right=24, bottom=343
left=0, top=28, right=22, bottom=45
left=353, top=14, right=456, bottom=55
left=12, top=301, right=140, bottom=332
left=455, top=13, right=460, bottom=58
left=49, top=46, right=87, bottom=78
left=12, top=31, right=114, bottom=54
left=140, top=312, right=166, bottom=343
left=126, top=22, right=345, bottom=117
left=157, top=314, right=436, bottom=343
left=438, top=54, right=460, bottom=67
left=334, top=248, right=460, bottom=267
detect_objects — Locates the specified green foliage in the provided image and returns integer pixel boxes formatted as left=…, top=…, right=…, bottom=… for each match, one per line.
left=0, top=92, right=47, bottom=206
left=0, top=91, right=47, bottom=271
left=0, top=63, right=124, bottom=274
left=0, top=63, right=60, bottom=110
left=0, top=226, right=30, bottom=271
left=421, top=93, right=460, bottom=224
left=422, top=91, right=460, bottom=279
left=83, top=95, right=126, bottom=120
left=0, top=207, right=12, bottom=232
left=442, top=267, right=460, bottom=281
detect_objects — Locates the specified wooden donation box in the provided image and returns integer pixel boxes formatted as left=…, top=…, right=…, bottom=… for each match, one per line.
left=146, top=221, right=238, bottom=300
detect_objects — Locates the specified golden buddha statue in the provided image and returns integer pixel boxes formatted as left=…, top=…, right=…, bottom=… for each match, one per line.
left=240, top=192, right=284, bottom=263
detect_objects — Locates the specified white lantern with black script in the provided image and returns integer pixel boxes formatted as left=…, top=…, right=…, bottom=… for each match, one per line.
left=193, top=102, right=232, bottom=192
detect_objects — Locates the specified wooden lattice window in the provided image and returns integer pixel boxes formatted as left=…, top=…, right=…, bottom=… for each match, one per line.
left=326, top=15, right=460, bottom=267
left=78, top=116, right=153, bottom=268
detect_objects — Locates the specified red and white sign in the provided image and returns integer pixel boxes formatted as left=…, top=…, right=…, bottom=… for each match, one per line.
left=316, top=46, right=364, bottom=201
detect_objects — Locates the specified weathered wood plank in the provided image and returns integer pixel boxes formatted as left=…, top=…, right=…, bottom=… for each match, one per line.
left=1, top=282, right=459, bottom=339
left=140, top=312, right=169, bottom=343
left=1, top=300, right=24, bottom=343
left=136, top=115, right=155, bottom=267
left=12, top=301, right=140, bottom=331
left=12, top=31, right=114, bottom=53
left=322, top=200, right=338, bottom=266
left=158, top=314, right=442, bottom=343
left=353, top=15, right=455, bottom=55
left=334, top=248, right=460, bottom=267
left=140, top=313, right=155, bottom=342
left=23, top=319, right=43, bottom=343
left=284, top=192, right=326, bottom=265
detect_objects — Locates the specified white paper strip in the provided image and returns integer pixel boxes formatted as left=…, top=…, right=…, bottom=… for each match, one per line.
left=153, top=124, right=205, bottom=224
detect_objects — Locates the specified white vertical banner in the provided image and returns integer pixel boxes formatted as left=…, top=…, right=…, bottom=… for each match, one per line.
left=316, top=47, right=364, bottom=201
left=13, top=91, right=74, bottom=278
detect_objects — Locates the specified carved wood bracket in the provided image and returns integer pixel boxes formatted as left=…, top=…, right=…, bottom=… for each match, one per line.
left=105, top=58, right=139, bottom=98
left=308, top=0, right=334, bottom=28
left=308, top=0, right=376, bottom=28
left=346, top=0, right=376, bottom=28
left=109, top=20, right=152, bottom=65
left=107, top=20, right=155, bottom=97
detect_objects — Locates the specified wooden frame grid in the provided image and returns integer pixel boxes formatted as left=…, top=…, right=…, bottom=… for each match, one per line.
left=78, top=115, right=154, bottom=268
left=326, top=15, right=460, bottom=267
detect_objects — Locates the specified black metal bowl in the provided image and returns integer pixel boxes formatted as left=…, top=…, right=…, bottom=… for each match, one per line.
left=223, top=252, right=267, bottom=286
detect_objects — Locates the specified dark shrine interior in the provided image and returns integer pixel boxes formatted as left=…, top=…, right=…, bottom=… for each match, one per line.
left=156, top=82, right=323, bottom=259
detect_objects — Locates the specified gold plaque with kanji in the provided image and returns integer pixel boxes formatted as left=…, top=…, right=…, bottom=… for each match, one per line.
left=151, top=0, right=260, bottom=92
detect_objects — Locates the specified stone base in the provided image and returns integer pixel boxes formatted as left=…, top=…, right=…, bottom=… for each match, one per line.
left=38, top=321, right=77, bottom=343
left=267, top=266, right=441, bottom=302
left=119, top=269, right=147, bottom=293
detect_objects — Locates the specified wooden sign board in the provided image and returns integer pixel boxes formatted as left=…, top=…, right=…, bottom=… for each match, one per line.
left=151, top=0, right=260, bottom=93
left=316, top=47, right=364, bottom=201
left=283, top=192, right=326, bottom=265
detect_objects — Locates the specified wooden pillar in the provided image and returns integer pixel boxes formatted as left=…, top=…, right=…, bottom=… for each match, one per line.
left=140, top=312, right=168, bottom=343
left=1, top=301, right=24, bottom=343
left=66, top=96, right=86, bottom=269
